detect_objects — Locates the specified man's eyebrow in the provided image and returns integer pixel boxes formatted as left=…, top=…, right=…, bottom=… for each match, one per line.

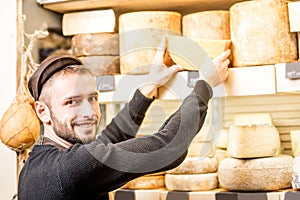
left=63, top=92, right=98, bottom=100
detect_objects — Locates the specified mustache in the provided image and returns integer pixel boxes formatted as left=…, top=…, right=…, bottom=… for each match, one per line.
left=72, top=117, right=99, bottom=125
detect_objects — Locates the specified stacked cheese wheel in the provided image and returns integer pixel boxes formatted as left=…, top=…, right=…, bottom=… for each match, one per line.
left=122, top=172, right=166, bottom=190
left=218, top=113, right=294, bottom=191
left=164, top=123, right=228, bottom=191
left=62, top=9, right=120, bottom=76
left=119, top=11, right=181, bottom=74
left=230, top=0, right=297, bottom=67
left=182, top=10, right=231, bottom=60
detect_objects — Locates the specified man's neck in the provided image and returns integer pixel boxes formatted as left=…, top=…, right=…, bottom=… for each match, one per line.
left=43, top=126, right=73, bottom=149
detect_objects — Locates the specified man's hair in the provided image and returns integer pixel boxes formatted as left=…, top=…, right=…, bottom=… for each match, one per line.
left=39, top=65, right=94, bottom=107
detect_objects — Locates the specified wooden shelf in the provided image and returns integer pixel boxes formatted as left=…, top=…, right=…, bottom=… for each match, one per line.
left=37, top=0, right=247, bottom=14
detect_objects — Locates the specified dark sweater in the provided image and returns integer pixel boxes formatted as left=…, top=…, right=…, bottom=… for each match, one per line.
left=18, top=80, right=212, bottom=200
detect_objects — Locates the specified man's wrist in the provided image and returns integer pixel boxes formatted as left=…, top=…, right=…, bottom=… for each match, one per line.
left=138, top=83, right=159, bottom=99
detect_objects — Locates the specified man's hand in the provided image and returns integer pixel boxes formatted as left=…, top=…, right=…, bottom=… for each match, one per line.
left=203, top=49, right=231, bottom=88
left=139, top=36, right=183, bottom=98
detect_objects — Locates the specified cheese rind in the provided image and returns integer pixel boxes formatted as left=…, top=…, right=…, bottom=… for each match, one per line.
left=79, top=56, right=120, bottom=76
left=230, top=0, right=297, bottom=67
left=183, top=10, right=230, bottom=40
left=122, top=175, right=165, bottom=189
left=233, top=113, right=273, bottom=126
left=119, top=11, right=181, bottom=74
left=62, top=9, right=116, bottom=36
left=165, top=173, right=218, bottom=191
left=227, top=125, right=280, bottom=158
left=166, top=157, right=218, bottom=174
left=218, top=155, right=293, bottom=191
left=72, top=33, right=119, bottom=56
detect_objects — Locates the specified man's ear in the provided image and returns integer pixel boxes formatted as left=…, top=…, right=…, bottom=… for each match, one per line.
left=35, top=101, right=51, bottom=124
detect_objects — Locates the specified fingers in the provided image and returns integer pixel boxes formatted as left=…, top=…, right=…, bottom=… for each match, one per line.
left=169, top=64, right=184, bottom=72
left=153, top=35, right=168, bottom=65
left=214, top=49, right=231, bottom=63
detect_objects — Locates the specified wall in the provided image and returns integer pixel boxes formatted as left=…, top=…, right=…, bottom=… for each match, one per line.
left=0, top=0, right=18, bottom=199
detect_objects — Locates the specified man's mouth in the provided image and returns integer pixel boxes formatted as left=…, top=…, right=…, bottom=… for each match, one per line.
left=73, top=119, right=97, bottom=128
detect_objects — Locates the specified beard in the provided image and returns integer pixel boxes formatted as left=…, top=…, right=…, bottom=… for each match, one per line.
left=50, top=112, right=98, bottom=144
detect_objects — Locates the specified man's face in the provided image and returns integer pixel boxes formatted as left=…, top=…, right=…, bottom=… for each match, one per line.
left=48, top=73, right=101, bottom=144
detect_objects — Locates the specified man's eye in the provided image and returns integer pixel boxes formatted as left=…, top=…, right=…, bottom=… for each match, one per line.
left=67, top=99, right=80, bottom=105
left=88, top=96, right=98, bottom=102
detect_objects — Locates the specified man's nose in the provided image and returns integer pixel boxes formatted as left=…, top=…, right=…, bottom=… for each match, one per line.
left=79, top=100, right=95, bottom=117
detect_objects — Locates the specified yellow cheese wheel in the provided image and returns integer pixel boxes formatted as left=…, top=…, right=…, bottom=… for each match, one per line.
left=62, top=9, right=116, bottom=36
left=230, top=0, right=298, bottom=67
left=218, top=155, right=293, bottom=191
left=183, top=10, right=230, bottom=40
left=72, top=33, right=119, bottom=56
left=119, top=11, right=181, bottom=74
left=121, top=175, right=165, bottom=189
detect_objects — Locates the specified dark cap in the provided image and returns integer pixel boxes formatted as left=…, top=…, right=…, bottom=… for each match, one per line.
left=28, top=55, right=82, bottom=101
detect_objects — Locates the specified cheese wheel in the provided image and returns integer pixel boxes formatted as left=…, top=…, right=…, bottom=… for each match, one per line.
left=218, top=155, right=293, bottom=191
left=290, top=130, right=300, bottom=157
left=79, top=56, right=120, bottom=76
left=72, top=33, right=119, bottom=56
left=119, top=11, right=181, bottom=74
left=233, top=113, right=273, bottom=126
left=166, top=157, right=218, bottom=174
left=194, top=39, right=232, bottom=59
left=165, top=173, right=218, bottom=191
left=122, top=175, right=165, bottom=189
left=183, top=10, right=230, bottom=40
left=230, top=0, right=298, bottom=67
left=62, top=9, right=116, bottom=36
left=227, top=125, right=280, bottom=158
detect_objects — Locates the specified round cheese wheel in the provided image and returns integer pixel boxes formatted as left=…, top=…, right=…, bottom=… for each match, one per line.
left=119, top=11, right=181, bottom=74
left=227, top=125, right=280, bottom=158
left=79, top=56, right=120, bottom=76
left=122, top=175, right=165, bottom=189
left=72, top=33, right=119, bottom=56
left=166, top=157, right=218, bottom=174
left=165, top=173, right=218, bottom=191
left=218, top=155, right=293, bottom=191
left=230, top=0, right=298, bottom=67
left=183, top=10, right=230, bottom=40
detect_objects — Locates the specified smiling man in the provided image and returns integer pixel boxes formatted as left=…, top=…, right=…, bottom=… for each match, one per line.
left=17, top=38, right=230, bottom=200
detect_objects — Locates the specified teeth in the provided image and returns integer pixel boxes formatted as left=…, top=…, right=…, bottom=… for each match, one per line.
left=77, top=124, right=93, bottom=128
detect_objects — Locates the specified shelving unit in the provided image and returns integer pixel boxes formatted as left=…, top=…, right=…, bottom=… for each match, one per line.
left=37, top=0, right=246, bottom=14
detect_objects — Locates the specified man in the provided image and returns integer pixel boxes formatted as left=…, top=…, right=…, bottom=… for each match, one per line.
left=18, top=38, right=230, bottom=200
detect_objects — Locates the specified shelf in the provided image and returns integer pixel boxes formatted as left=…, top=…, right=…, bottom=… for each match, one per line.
left=37, top=0, right=247, bottom=14
left=97, top=66, right=278, bottom=103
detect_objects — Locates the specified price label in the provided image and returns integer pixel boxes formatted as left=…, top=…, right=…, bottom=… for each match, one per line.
left=96, top=75, right=115, bottom=92
left=286, top=62, right=300, bottom=79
